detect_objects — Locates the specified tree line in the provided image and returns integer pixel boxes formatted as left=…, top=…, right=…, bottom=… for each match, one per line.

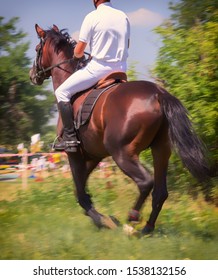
left=0, top=17, right=54, bottom=148
left=152, top=0, right=217, bottom=169
left=151, top=0, right=217, bottom=202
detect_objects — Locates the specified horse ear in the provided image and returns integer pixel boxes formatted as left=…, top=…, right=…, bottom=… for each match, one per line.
left=52, top=24, right=59, bottom=32
left=35, top=24, right=46, bottom=39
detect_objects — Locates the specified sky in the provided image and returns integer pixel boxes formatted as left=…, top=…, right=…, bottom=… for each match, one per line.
left=1, top=0, right=179, bottom=80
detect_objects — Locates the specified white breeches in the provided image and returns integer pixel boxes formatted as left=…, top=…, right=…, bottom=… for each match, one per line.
left=55, top=59, right=127, bottom=103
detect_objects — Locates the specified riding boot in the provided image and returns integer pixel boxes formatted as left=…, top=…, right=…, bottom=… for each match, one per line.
left=54, top=101, right=79, bottom=152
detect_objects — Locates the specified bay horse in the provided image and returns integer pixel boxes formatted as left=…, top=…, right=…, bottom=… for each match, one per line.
left=29, top=24, right=208, bottom=234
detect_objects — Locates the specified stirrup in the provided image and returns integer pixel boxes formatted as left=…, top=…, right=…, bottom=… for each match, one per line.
left=64, top=140, right=80, bottom=152
left=65, top=140, right=80, bottom=147
left=51, top=136, right=62, bottom=151
left=51, top=136, right=80, bottom=152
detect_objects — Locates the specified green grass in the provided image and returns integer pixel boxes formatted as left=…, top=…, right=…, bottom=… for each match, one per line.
left=0, top=171, right=217, bottom=260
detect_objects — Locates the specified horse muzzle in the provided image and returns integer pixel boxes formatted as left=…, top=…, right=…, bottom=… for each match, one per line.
left=29, top=64, right=44, bottom=85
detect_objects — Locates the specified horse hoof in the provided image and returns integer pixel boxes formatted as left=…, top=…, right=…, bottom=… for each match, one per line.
left=100, top=215, right=119, bottom=229
left=86, top=208, right=120, bottom=229
left=123, top=224, right=140, bottom=237
left=109, top=215, right=120, bottom=227
left=141, top=223, right=155, bottom=235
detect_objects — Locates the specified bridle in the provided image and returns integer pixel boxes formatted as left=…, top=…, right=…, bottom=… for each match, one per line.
left=34, top=37, right=50, bottom=81
left=34, top=37, right=75, bottom=82
left=34, top=36, right=90, bottom=82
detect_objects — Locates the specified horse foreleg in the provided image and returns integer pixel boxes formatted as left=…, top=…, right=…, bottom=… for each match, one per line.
left=142, top=140, right=171, bottom=234
left=67, top=153, right=100, bottom=210
left=67, top=153, right=113, bottom=228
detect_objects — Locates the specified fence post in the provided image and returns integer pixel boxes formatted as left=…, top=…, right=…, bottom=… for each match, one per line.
left=22, top=148, right=28, bottom=189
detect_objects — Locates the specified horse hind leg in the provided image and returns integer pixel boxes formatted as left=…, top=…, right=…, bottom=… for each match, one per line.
left=112, top=149, right=154, bottom=222
left=142, top=135, right=171, bottom=234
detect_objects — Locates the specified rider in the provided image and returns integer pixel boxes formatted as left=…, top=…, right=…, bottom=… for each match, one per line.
left=54, top=0, right=130, bottom=152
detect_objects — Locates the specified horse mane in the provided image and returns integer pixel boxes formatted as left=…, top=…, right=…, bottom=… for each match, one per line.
left=46, top=28, right=77, bottom=54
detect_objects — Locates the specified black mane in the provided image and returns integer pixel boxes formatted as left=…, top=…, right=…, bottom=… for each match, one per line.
left=46, top=28, right=77, bottom=54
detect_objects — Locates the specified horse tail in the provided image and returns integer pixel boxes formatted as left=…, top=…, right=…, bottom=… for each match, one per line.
left=158, top=88, right=209, bottom=182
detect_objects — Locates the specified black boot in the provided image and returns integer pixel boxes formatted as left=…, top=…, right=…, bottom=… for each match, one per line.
left=54, top=102, right=79, bottom=152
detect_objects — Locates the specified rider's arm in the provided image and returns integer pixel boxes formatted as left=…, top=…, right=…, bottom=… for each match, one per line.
left=74, top=41, right=87, bottom=59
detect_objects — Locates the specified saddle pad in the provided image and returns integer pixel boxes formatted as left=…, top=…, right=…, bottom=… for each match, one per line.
left=75, top=83, right=118, bottom=129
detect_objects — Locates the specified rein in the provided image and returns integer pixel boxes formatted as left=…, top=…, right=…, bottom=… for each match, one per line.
left=35, top=49, right=91, bottom=80
left=36, top=58, right=74, bottom=78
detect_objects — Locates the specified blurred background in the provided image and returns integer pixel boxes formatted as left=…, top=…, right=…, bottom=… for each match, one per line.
left=0, top=0, right=217, bottom=260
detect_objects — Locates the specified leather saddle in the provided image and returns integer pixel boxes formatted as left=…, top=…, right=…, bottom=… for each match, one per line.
left=95, top=72, right=127, bottom=89
left=74, top=72, right=127, bottom=129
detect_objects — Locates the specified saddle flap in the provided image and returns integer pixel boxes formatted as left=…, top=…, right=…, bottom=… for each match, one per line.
left=75, top=83, right=119, bottom=129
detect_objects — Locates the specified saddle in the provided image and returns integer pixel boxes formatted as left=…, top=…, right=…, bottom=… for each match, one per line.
left=75, top=72, right=127, bottom=129
left=95, top=72, right=127, bottom=89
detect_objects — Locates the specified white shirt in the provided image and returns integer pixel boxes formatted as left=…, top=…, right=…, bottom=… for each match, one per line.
left=79, top=2, right=130, bottom=63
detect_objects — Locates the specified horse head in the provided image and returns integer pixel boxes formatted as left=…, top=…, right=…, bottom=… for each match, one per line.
left=29, top=24, right=78, bottom=86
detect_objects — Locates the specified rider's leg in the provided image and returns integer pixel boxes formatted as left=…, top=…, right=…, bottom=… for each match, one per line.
left=54, top=101, right=79, bottom=152
left=54, top=63, right=100, bottom=151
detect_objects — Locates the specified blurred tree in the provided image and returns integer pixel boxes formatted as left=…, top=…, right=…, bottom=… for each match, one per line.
left=169, top=0, right=217, bottom=28
left=127, top=62, right=139, bottom=81
left=0, top=17, right=54, bottom=148
left=153, top=0, right=218, bottom=168
left=40, top=125, right=56, bottom=152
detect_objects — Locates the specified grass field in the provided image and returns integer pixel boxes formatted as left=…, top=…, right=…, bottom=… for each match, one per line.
left=0, top=169, right=217, bottom=260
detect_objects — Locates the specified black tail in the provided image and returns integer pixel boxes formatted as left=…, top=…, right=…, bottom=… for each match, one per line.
left=159, top=89, right=209, bottom=182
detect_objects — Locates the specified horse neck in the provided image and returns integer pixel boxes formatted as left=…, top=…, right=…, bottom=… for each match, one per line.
left=50, top=49, right=75, bottom=91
